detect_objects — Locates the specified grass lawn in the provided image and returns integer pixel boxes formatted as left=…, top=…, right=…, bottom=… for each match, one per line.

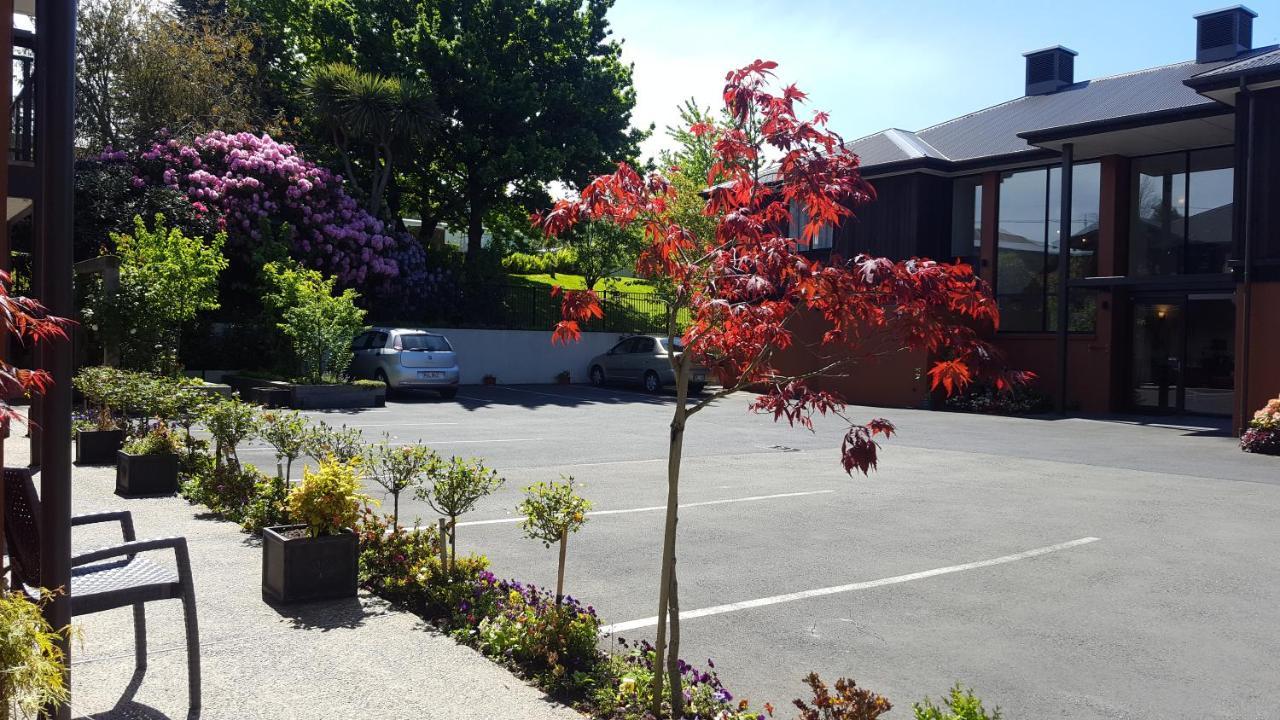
left=509, top=273, right=658, bottom=294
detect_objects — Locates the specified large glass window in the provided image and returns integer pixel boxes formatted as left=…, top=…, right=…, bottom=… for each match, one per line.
left=949, top=176, right=983, bottom=262
left=1130, top=148, right=1233, bottom=276
left=995, top=162, right=1100, bottom=332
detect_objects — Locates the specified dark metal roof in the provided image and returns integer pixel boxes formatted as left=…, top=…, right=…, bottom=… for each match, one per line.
left=1186, top=46, right=1280, bottom=82
left=846, top=45, right=1278, bottom=172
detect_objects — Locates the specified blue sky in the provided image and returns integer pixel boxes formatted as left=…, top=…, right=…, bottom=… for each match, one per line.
left=609, top=0, right=1280, bottom=163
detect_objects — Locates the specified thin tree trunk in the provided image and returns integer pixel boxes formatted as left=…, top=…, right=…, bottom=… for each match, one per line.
left=650, top=402, right=686, bottom=716
left=449, top=518, right=457, bottom=573
left=667, top=561, right=683, bottom=716
left=556, top=526, right=568, bottom=605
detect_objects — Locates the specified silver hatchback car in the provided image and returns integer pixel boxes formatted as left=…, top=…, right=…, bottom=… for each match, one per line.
left=588, top=335, right=708, bottom=394
left=349, top=327, right=460, bottom=398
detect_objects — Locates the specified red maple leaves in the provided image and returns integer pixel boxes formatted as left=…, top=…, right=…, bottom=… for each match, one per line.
left=534, top=60, right=1032, bottom=475
left=0, top=269, right=71, bottom=427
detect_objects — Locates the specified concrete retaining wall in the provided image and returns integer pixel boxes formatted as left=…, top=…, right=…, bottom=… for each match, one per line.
left=419, top=327, right=627, bottom=385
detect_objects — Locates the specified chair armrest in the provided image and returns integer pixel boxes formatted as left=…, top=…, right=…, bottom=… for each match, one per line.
left=71, top=536, right=192, bottom=584
left=71, top=510, right=136, bottom=542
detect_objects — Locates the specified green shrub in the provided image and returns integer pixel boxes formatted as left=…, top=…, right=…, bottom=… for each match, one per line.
left=501, top=247, right=580, bottom=275
left=352, top=378, right=386, bottom=390
left=122, top=424, right=181, bottom=455
left=180, top=463, right=269, bottom=522
left=262, top=261, right=366, bottom=384
left=87, top=213, right=227, bottom=374
left=241, top=477, right=292, bottom=534
left=288, top=458, right=368, bottom=537
left=72, top=366, right=129, bottom=431
left=913, top=685, right=1001, bottom=720
left=0, top=591, right=70, bottom=720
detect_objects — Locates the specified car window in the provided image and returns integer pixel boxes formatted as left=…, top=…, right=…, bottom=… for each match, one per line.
left=610, top=339, right=633, bottom=354
left=351, top=332, right=373, bottom=351
left=632, top=337, right=656, bottom=354
left=371, top=332, right=388, bottom=349
left=398, top=333, right=452, bottom=351
left=657, top=337, right=685, bottom=353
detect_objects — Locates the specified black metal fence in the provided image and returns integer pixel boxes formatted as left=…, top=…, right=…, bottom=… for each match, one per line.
left=416, top=283, right=685, bottom=335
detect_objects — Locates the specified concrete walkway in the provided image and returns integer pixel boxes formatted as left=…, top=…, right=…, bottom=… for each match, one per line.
left=5, top=437, right=581, bottom=720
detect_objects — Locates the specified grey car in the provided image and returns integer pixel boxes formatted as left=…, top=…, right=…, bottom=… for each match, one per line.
left=588, top=335, right=708, bottom=394
left=349, top=327, right=460, bottom=398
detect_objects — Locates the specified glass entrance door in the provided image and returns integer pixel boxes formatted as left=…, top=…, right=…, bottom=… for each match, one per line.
left=1129, top=294, right=1235, bottom=415
left=1131, top=299, right=1183, bottom=412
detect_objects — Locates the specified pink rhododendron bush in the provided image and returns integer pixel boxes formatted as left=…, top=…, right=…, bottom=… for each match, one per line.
left=115, top=131, right=442, bottom=308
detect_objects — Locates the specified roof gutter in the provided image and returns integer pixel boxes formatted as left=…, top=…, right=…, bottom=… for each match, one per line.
left=1017, top=103, right=1230, bottom=145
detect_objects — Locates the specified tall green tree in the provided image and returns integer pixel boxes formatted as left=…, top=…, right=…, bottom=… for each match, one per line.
left=410, top=0, right=645, bottom=268
left=76, top=0, right=263, bottom=152
left=235, top=0, right=645, bottom=270
left=305, top=63, right=438, bottom=220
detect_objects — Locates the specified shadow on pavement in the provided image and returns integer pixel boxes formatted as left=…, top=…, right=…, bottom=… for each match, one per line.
left=267, top=595, right=390, bottom=631
left=432, top=383, right=716, bottom=412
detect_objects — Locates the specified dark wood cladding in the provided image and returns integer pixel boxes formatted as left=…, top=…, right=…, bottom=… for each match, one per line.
left=835, top=174, right=952, bottom=260
left=1243, top=87, right=1280, bottom=268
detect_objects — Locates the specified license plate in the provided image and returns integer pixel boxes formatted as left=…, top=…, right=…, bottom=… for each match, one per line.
left=692, top=373, right=706, bottom=382
left=418, top=371, right=443, bottom=379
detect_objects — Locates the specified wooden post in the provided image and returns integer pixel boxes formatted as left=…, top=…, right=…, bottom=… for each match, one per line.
left=555, top=526, right=568, bottom=605
left=0, top=0, right=12, bottom=588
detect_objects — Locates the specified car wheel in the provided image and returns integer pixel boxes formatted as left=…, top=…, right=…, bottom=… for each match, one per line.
left=643, top=370, right=661, bottom=394
left=688, top=382, right=705, bottom=396
left=374, top=370, right=394, bottom=399
left=590, top=365, right=606, bottom=386
left=438, top=388, right=458, bottom=400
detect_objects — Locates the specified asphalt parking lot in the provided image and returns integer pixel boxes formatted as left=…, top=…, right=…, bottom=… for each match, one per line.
left=238, top=383, right=1280, bottom=718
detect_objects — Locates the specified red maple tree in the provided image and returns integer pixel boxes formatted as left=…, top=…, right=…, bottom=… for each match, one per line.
left=535, top=60, right=1030, bottom=717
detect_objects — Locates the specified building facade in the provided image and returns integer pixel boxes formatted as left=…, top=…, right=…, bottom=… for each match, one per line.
left=788, top=6, right=1280, bottom=432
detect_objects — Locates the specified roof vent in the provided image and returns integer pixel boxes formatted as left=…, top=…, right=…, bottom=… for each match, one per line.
left=1195, top=6, right=1256, bottom=63
left=1023, top=46, right=1077, bottom=96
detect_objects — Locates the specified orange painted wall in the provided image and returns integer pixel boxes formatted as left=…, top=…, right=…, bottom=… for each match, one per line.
left=770, top=310, right=930, bottom=409
left=1235, top=281, right=1280, bottom=432
left=995, top=332, right=1115, bottom=413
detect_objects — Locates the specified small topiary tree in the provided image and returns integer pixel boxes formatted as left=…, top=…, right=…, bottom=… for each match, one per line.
left=262, top=261, right=366, bottom=384
left=367, top=437, right=438, bottom=529
left=305, top=421, right=365, bottom=464
left=202, top=397, right=259, bottom=472
left=517, top=476, right=591, bottom=604
left=417, top=456, right=504, bottom=571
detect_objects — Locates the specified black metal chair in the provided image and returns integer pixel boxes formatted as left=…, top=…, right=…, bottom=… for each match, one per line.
left=2, top=466, right=201, bottom=713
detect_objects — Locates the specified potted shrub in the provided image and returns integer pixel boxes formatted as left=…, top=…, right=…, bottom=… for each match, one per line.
left=72, top=366, right=127, bottom=465
left=262, top=457, right=367, bottom=603
left=555, top=370, right=571, bottom=385
left=116, top=423, right=181, bottom=496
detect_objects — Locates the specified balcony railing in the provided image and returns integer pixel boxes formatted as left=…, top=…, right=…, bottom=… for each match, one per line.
left=11, top=28, right=34, bottom=163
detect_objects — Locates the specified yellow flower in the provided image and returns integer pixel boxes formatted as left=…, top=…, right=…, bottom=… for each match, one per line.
left=619, top=676, right=637, bottom=695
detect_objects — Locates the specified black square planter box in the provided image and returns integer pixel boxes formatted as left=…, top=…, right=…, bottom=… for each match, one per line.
left=262, top=525, right=358, bottom=604
left=76, top=429, right=124, bottom=465
left=115, top=451, right=179, bottom=496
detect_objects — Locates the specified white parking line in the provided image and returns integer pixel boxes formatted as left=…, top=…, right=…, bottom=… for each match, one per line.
left=599, top=536, right=1101, bottom=634
left=457, top=489, right=835, bottom=527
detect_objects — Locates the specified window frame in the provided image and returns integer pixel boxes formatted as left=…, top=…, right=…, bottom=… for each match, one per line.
left=993, top=162, right=1101, bottom=335
left=1127, top=145, right=1235, bottom=278
left=789, top=199, right=834, bottom=251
